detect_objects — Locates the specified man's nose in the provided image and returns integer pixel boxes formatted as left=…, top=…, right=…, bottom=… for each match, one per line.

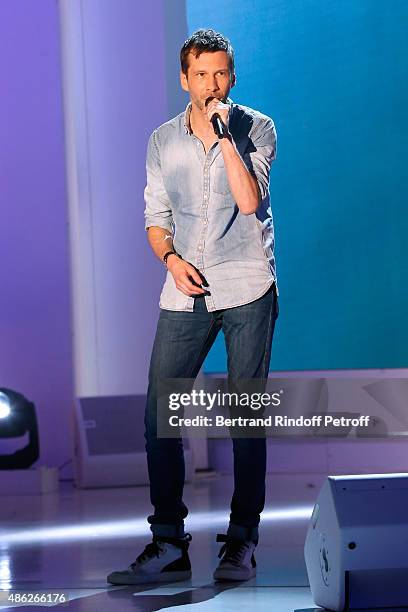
left=206, top=76, right=219, bottom=92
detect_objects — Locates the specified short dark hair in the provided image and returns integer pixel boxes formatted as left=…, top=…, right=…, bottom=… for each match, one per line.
left=180, top=29, right=235, bottom=76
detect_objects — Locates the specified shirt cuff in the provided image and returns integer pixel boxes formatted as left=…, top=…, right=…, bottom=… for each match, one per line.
left=144, top=217, right=174, bottom=232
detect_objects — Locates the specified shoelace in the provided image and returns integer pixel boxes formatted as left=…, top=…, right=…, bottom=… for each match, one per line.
left=216, top=534, right=250, bottom=565
left=133, top=540, right=165, bottom=566
left=132, top=532, right=192, bottom=566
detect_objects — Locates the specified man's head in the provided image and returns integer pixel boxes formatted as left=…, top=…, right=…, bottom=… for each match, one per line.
left=180, top=29, right=236, bottom=111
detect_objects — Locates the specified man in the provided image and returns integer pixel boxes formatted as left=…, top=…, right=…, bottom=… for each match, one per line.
left=108, top=28, right=278, bottom=585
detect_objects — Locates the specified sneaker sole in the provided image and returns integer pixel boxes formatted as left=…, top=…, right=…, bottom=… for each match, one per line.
left=107, top=570, right=192, bottom=585
left=213, top=567, right=256, bottom=582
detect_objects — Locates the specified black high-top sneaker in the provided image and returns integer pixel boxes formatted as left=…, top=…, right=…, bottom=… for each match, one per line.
left=107, top=533, right=192, bottom=585
left=213, top=533, right=257, bottom=581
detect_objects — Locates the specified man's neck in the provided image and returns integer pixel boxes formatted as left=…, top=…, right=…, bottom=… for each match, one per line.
left=189, top=103, right=213, bottom=137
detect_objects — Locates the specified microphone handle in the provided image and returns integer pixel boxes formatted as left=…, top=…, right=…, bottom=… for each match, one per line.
left=211, top=113, right=228, bottom=138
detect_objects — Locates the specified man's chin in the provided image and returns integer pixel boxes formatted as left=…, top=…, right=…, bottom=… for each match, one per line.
left=194, top=100, right=206, bottom=111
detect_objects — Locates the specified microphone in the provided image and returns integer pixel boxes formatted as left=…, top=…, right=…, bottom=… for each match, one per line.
left=205, top=97, right=229, bottom=138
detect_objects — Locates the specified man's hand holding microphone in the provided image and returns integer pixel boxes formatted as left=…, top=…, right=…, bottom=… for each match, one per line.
left=205, top=97, right=230, bottom=138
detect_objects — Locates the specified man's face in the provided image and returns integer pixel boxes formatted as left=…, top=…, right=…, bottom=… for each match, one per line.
left=180, top=50, right=236, bottom=111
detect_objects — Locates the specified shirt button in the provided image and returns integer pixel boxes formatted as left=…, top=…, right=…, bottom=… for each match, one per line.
left=198, top=245, right=203, bottom=251
left=203, top=220, right=208, bottom=225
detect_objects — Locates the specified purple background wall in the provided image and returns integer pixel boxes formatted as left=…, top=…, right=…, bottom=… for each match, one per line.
left=59, top=0, right=173, bottom=397
left=0, top=1, right=73, bottom=469
left=0, top=0, right=188, bottom=472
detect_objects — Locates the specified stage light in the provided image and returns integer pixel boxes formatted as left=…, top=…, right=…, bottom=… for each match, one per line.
left=0, top=388, right=39, bottom=469
left=0, top=391, right=11, bottom=419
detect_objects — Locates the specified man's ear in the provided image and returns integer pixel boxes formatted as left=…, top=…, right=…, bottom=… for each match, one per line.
left=180, top=70, right=189, bottom=92
left=230, top=72, right=237, bottom=88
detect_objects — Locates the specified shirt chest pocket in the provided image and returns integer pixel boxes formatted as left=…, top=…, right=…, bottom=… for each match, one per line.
left=211, top=159, right=230, bottom=195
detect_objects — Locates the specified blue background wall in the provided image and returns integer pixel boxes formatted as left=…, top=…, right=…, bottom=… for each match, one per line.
left=186, top=0, right=408, bottom=371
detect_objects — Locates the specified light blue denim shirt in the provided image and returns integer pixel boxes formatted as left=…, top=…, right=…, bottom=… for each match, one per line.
left=144, top=100, right=278, bottom=312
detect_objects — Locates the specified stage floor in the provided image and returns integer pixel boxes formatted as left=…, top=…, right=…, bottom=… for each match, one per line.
left=1, top=472, right=328, bottom=610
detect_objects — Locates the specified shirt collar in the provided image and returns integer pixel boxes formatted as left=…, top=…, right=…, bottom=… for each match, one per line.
left=183, top=97, right=234, bottom=135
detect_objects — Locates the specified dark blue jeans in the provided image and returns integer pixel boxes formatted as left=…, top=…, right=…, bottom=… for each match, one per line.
left=144, top=284, right=279, bottom=543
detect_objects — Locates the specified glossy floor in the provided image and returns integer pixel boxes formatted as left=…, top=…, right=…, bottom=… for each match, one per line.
left=0, top=473, right=392, bottom=611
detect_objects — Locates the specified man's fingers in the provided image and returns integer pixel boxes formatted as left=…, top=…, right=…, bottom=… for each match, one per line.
left=169, top=261, right=207, bottom=295
left=181, top=279, right=206, bottom=294
left=187, top=267, right=204, bottom=286
left=207, top=100, right=229, bottom=122
left=182, top=270, right=206, bottom=292
left=179, top=263, right=204, bottom=288
left=177, top=271, right=205, bottom=295
left=177, top=281, right=205, bottom=296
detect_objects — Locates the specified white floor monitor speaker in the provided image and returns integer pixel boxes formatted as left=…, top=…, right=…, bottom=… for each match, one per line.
left=73, top=395, right=195, bottom=488
left=304, top=473, right=408, bottom=611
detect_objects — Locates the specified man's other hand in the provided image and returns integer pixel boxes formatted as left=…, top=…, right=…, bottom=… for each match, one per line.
left=167, top=256, right=207, bottom=296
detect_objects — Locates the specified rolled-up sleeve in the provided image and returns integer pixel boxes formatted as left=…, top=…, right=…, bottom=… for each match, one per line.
left=144, top=130, right=174, bottom=232
left=244, top=117, right=277, bottom=202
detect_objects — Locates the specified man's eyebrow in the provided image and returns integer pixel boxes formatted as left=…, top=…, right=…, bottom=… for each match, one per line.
left=193, top=69, right=229, bottom=74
